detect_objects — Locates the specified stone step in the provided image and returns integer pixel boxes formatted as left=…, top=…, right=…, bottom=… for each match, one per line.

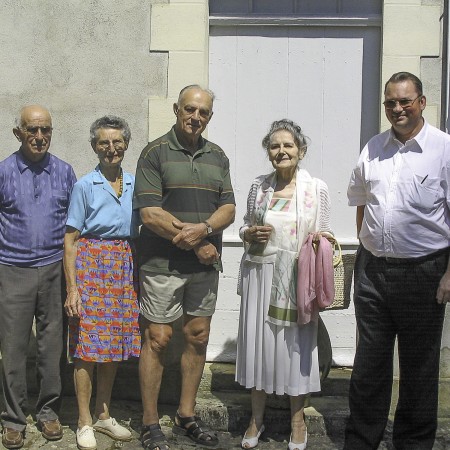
left=17, top=360, right=450, bottom=419
left=3, top=360, right=450, bottom=445
left=190, top=391, right=349, bottom=435
left=10, top=395, right=450, bottom=449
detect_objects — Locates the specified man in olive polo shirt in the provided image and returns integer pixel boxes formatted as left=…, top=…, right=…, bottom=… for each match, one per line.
left=134, top=85, right=235, bottom=449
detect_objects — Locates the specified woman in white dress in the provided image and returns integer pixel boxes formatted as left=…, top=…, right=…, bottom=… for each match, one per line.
left=236, top=119, right=333, bottom=450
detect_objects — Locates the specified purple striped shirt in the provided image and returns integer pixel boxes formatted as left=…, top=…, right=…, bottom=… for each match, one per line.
left=0, top=150, right=76, bottom=267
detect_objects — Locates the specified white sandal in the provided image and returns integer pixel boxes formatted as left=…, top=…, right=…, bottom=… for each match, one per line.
left=288, top=429, right=307, bottom=450
left=241, top=424, right=265, bottom=449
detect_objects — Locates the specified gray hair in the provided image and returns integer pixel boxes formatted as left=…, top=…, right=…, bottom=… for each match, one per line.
left=262, top=119, right=309, bottom=156
left=177, top=85, right=215, bottom=105
left=89, top=115, right=131, bottom=144
left=384, top=72, right=423, bottom=96
left=14, top=115, right=23, bottom=128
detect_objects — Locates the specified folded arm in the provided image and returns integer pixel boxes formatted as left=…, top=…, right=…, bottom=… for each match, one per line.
left=172, top=203, right=235, bottom=250
left=140, top=204, right=235, bottom=264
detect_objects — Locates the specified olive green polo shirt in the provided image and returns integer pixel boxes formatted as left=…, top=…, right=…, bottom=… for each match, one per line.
left=133, top=126, right=235, bottom=274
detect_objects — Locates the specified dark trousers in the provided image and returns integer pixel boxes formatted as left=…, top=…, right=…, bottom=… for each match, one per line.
left=0, top=262, right=64, bottom=431
left=344, top=246, right=447, bottom=450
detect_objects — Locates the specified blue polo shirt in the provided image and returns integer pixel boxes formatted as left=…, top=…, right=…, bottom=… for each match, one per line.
left=67, top=165, right=138, bottom=239
left=0, top=150, right=76, bottom=267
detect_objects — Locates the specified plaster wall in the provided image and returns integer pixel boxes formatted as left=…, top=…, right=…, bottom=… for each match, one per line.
left=0, top=0, right=167, bottom=177
left=148, top=0, right=209, bottom=139
left=381, top=0, right=442, bottom=130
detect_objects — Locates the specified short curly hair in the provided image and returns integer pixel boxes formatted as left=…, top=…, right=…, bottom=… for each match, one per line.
left=262, top=119, right=309, bottom=156
left=90, top=115, right=131, bottom=144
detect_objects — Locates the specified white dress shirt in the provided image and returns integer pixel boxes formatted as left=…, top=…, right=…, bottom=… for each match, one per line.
left=347, top=120, right=450, bottom=258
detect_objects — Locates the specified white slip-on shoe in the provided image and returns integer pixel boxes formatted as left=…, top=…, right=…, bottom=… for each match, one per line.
left=93, top=417, right=132, bottom=441
left=76, top=426, right=97, bottom=450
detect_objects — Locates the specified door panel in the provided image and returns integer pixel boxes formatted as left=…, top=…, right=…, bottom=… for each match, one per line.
left=209, top=25, right=380, bottom=239
left=208, top=24, right=380, bottom=365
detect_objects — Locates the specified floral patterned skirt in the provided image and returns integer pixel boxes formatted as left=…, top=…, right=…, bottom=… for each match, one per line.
left=69, top=238, right=141, bottom=362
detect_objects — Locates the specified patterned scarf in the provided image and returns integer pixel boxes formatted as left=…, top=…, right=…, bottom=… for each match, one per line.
left=248, top=168, right=318, bottom=326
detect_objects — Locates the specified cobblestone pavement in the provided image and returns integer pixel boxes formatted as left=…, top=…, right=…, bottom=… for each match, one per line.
left=3, top=425, right=346, bottom=450
left=7, top=427, right=450, bottom=450
left=5, top=396, right=449, bottom=450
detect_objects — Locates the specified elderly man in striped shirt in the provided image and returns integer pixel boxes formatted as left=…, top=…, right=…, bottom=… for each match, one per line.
left=134, top=85, right=235, bottom=450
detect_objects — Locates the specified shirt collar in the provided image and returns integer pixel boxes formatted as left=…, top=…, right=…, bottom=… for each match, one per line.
left=93, top=165, right=132, bottom=192
left=167, top=126, right=210, bottom=154
left=16, top=150, right=51, bottom=174
left=383, top=119, right=428, bottom=154
left=93, top=165, right=105, bottom=184
left=411, top=119, right=428, bottom=150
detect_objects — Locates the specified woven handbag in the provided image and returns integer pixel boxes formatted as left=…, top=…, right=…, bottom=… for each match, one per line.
left=326, top=241, right=356, bottom=310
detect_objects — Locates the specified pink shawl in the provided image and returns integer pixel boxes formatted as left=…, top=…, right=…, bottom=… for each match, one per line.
left=296, top=235, right=335, bottom=325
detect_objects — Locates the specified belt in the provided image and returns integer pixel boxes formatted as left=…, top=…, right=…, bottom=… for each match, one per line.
left=81, top=235, right=129, bottom=242
left=375, top=246, right=449, bottom=265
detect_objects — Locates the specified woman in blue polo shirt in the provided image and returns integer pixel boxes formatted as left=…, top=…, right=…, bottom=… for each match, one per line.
left=63, top=116, right=140, bottom=450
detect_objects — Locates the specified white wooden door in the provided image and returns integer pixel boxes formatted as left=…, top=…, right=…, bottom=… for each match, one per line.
left=209, top=25, right=380, bottom=241
left=207, top=24, right=381, bottom=365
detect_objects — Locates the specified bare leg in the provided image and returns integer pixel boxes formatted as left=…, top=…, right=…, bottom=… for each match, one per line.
left=74, top=359, right=95, bottom=428
left=244, top=388, right=267, bottom=439
left=94, top=361, right=119, bottom=420
left=290, top=395, right=307, bottom=444
left=139, top=317, right=173, bottom=425
left=178, top=315, right=211, bottom=418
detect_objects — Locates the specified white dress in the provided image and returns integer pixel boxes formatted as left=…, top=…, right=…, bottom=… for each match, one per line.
left=235, top=172, right=331, bottom=396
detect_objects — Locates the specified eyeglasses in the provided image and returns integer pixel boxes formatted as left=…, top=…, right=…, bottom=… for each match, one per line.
left=22, top=126, right=53, bottom=136
left=97, top=140, right=126, bottom=150
left=383, top=96, right=422, bottom=110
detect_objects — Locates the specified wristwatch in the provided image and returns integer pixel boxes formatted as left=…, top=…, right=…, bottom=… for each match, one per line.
left=203, top=221, right=213, bottom=235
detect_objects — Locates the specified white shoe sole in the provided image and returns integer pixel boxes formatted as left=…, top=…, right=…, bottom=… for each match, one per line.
left=77, top=444, right=97, bottom=450
left=93, top=425, right=132, bottom=441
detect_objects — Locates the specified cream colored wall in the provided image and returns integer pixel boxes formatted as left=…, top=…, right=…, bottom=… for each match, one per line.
left=381, top=0, right=442, bottom=129
left=148, top=0, right=209, bottom=140
left=0, top=0, right=167, bottom=177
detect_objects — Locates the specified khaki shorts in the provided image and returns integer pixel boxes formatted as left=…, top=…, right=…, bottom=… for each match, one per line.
left=139, top=269, right=219, bottom=324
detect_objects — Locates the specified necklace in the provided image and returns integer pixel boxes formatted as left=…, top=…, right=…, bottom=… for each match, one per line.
left=117, top=169, right=123, bottom=198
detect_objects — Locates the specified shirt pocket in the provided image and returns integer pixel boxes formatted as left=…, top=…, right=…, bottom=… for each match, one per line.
left=409, top=175, right=439, bottom=209
left=51, top=189, right=69, bottom=209
left=365, top=176, right=383, bottom=201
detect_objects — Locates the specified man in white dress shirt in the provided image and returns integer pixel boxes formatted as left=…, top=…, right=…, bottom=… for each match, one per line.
left=345, top=72, right=450, bottom=450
